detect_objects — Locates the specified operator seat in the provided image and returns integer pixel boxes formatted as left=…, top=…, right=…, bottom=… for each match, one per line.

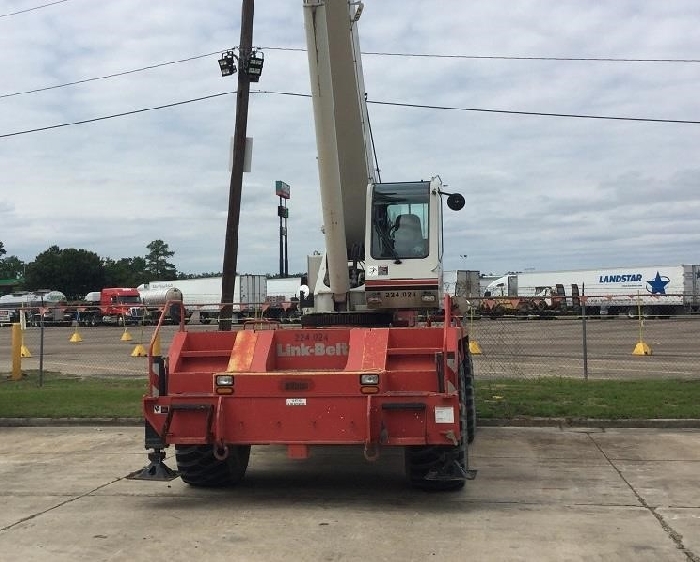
left=393, top=213, right=425, bottom=257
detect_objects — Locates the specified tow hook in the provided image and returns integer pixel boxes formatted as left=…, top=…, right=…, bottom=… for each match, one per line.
left=126, top=449, right=179, bottom=482
left=213, top=444, right=229, bottom=461
left=363, top=442, right=380, bottom=461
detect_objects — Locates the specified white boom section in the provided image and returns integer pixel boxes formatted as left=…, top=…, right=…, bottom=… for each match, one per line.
left=303, top=0, right=375, bottom=305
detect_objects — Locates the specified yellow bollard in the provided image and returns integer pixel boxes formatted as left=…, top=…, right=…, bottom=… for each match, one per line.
left=632, top=292, right=652, bottom=356
left=633, top=341, right=652, bottom=356
left=11, top=323, right=23, bottom=380
left=131, top=344, right=147, bottom=357
left=131, top=323, right=147, bottom=356
left=467, top=307, right=482, bottom=355
left=121, top=326, right=133, bottom=342
left=69, top=323, right=83, bottom=343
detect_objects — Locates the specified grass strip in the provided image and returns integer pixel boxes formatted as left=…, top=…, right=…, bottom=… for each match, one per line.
left=477, top=377, right=700, bottom=419
left=1, top=372, right=145, bottom=418
left=1, top=372, right=699, bottom=420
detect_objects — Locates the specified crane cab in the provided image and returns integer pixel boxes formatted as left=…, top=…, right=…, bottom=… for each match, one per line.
left=364, top=176, right=460, bottom=312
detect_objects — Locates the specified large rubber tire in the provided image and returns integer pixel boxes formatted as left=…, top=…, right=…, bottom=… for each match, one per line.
left=404, top=349, right=475, bottom=491
left=175, top=444, right=251, bottom=487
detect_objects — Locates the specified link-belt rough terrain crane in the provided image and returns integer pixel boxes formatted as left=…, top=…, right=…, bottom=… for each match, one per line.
left=128, top=0, right=475, bottom=491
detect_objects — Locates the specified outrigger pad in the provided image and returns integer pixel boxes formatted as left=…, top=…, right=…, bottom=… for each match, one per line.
left=425, top=460, right=477, bottom=482
left=126, top=450, right=179, bottom=482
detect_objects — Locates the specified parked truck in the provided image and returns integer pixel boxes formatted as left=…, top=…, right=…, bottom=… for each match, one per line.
left=129, top=0, right=472, bottom=491
left=137, top=274, right=266, bottom=324
left=0, top=290, right=69, bottom=326
left=482, top=264, right=700, bottom=317
left=136, top=286, right=184, bottom=324
left=76, top=287, right=145, bottom=326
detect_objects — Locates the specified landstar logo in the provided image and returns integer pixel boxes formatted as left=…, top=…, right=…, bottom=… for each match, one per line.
left=276, top=342, right=349, bottom=357
left=646, top=271, right=670, bottom=295
left=598, top=273, right=642, bottom=283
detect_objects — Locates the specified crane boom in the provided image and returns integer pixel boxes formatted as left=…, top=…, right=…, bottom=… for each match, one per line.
left=303, top=0, right=375, bottom=305
left=302, top=0, right=465, bottom=318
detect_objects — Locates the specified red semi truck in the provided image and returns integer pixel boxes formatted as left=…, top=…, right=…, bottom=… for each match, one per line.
left=77, top=287, right=145, bottom=326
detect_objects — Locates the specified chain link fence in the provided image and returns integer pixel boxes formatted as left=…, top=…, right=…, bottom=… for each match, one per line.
left=464, top=312, right=699, bottom=380
left=2, top=310, right=699, bottom=381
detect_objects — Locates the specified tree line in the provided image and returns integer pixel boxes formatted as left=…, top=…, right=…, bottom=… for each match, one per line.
left=0, top=239, right=183, bottom=300
left=0, top=240, right=305, bottom=300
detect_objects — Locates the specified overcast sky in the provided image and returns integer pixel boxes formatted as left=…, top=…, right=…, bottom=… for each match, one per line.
left=1, top=0, right=699, bottom=277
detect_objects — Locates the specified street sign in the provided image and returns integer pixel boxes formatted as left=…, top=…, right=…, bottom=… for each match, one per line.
left=275, top=180, right=290, bottom=199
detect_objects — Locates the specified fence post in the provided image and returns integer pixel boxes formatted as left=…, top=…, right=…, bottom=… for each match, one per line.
left=581, top=291, right=589, bottom=381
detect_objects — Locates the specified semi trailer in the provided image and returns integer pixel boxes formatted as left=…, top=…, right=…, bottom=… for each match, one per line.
left=482, top=264, right=700, bottom=317
left=137, top=274, right=266, bottom=324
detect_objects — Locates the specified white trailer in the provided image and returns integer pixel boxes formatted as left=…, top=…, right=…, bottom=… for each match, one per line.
left=484, top=265, right=700, bottom=316
left=137, top=275, right=266, bottom=324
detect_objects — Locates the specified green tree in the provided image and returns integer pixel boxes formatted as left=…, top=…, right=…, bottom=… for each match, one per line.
left=0, top=241, right=25, bottom=281
left=24, top=246, right=105, bottom=299
left=145, top=240, right=176, bottom=280
left=0, top=255, right=25, bottom=280
left=104, top=256, right=148, bottom=287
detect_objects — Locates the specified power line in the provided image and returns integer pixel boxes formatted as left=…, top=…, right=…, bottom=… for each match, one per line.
left=2, top=89, right=699, bottom=139
left=365, top=98, right=700, bottom=125
left=363, top=51, right=700, bottom=64
left=4, top=45, right=700, bottom=100
left=262, top=46, right=700, bottom=63
left=0, top=51, right=220, bottom=99
left=0, top=92, right=231, bottom=138
left=0, top=0, right=71, bottom=18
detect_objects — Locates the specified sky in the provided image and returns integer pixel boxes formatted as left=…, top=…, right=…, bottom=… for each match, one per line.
left=1, top=0, right=699, bottom=278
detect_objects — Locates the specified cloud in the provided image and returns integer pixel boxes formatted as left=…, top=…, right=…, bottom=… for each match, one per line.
left=1, top=0, right=699, bottom=281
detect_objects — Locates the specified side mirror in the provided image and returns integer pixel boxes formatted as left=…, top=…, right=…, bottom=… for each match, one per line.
left=447, top=193, right=465, bottom=211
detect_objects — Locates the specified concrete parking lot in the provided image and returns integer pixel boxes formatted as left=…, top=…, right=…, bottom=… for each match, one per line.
left=0, top=425, right=698, bottom=561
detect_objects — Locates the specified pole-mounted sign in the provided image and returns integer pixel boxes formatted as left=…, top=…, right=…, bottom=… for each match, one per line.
left=276, top=181, right=291, bottom=277
left=275, top=180, right=291, bottom=200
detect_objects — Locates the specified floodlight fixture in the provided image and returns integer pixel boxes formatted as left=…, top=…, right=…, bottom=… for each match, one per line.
left=218, top=50, right=237, bottom=77
left=351, top=1, right=364, bottom=21
left=246, top=50, right=264, bottom=82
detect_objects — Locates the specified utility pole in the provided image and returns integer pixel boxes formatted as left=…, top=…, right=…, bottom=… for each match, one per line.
left=220, top=0, right=254, bottom=332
